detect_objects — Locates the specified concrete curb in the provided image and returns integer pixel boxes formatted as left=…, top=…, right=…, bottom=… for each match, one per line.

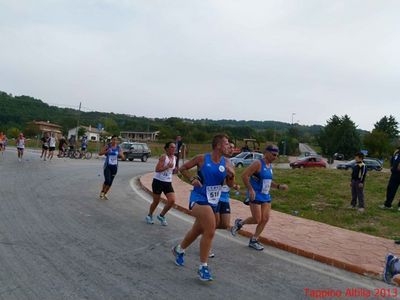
left=138, top=174, right=399, bottom=285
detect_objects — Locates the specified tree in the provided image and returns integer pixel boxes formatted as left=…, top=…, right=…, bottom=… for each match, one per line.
left=318, top=115, right=361, bottom=158
left=78, top=127, right=86, bottom=138
left=363, top=129, right=390, bottom=158
left=7, top=127, right=20, bottom=138
left=374, top=115, right=399, bottom=140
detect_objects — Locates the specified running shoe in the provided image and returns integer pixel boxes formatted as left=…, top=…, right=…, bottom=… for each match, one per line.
left=198, top=265, right=213, bottom=281
left=99, top=192, right=105, bottom=199
left=172, top=245, right=185, bottom=266
left=383, top=253, right=397, bottom=283
left=208, top=250, right=215, bottom=258
left=230, top=218, right=243, bottom=236
left=379, top=204, right=392, bottom=210
left=145, top=215, right=154, bottom=224
left=103, top=194, right=109, bottom=200
left=157, top=214, right=168, bottom=226
left=249, top=239, right=264, bottom=251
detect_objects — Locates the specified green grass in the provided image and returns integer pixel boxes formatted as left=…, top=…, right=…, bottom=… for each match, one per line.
left=229, top=167, right=399, bottom=239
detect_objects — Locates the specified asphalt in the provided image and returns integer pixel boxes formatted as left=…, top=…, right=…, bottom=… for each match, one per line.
left=139, top=173, right=400, bottom=286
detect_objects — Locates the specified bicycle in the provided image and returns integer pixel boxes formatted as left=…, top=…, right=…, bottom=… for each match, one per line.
left=74, top=149, right=92, bottom=159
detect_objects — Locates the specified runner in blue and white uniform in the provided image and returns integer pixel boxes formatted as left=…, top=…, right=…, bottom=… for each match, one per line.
left=172, top=134, right=235, bottom=281
left=98, top=135, right=125, bottom=200
left=231, top=144, right=288, bottom=251
left=145, top=141, right=176, bottom=226
left=16, top=132, right=25, bottom=162
left=215, top=142, right=240, bottom=230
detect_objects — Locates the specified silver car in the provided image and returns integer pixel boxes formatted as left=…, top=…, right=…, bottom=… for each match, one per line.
left=230, top=152, right=263, bottom=168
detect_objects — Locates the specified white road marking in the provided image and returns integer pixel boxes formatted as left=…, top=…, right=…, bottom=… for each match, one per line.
left=129, top=176, right=391, bottom=291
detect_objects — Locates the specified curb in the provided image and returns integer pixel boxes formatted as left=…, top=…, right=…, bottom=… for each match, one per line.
left=138, top=174, right=398, bottom=285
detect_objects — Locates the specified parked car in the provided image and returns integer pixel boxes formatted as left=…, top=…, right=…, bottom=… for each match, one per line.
left=333, top=153, right=345, bottom=160
left=230, top=152, right=263, bottom=168
left=336, top=159, right=383, bottom=171
left=290, top=156, right=327, bottom=169
left=120, top=142, right=151, bottom=162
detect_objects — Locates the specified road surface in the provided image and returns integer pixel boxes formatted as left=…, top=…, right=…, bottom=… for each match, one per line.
left=0, top=149, right=392, bottom=299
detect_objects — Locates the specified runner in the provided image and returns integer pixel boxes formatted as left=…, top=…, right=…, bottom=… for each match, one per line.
left=172, top=134, right=235, bottom=281
left=40, top=132, right=50, bottom=161
left=209, top=142, right=240, bottom=258
left=98, top=135, right=125, bottom=200
left=0, top=132, right=5, bottom=158
left=16, top=132, right=26, bottom=162
left=230, top=144, right=288, bottom=251
left=145, top=141, right=176, bottom=226
left=47, top=133, right=57, bottom=160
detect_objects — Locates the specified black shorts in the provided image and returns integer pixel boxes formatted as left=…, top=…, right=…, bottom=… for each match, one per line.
left=152, top=178, right=174, bottom=195
left=216, top=201, right=230, bottom=214
left=42, top=145, right=49, bottom=150
left=49, top=147, right=56, bottom=151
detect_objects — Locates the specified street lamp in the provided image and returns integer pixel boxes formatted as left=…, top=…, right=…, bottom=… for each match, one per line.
left=291, top=113, right=296, bottom=125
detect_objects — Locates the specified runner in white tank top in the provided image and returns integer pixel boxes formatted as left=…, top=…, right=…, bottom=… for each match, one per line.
left=145, top=141, right=177, bottom=226
left=16, top=132, right=25, bottom=162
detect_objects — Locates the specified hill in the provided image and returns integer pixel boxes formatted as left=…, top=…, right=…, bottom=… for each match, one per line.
left=0, top=90, right=322, bottom=145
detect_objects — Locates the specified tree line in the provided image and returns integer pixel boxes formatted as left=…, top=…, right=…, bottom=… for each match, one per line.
left=0, top=91, right=398, bottom=158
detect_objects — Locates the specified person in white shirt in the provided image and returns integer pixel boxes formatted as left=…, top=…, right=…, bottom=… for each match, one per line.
left=16, top=132, right=25, bottom=162
left=47, top=134, right=57, bottom=160
left=145, top=141, right=176, bottom=226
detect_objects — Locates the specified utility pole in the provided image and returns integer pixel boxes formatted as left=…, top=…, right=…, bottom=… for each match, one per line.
left=75, top=102, right=81, bottom=149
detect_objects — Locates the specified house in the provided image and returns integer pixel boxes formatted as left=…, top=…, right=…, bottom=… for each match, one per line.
left=32, top=121, right=63, bottom=138
left=68, top=125, right=104, bottom=142
left=120, top=131, right=159, bottom=141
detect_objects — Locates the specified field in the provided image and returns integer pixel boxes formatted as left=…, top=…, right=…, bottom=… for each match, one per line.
left=232, top=167, right=398, bottom=240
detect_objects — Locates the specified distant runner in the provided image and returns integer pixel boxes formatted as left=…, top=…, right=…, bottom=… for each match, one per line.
left=16, top=132, right=26, bottom=162
left=47, top=134, right=57, bottom=160
left=0, top=132, right=5, bottom=158
left=98, top=135, right=125, bottom=200
left=40, top=133, right=50, bottom=161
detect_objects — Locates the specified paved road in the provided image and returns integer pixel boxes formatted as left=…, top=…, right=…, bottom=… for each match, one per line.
left=0, top=149, right=391, bottom=299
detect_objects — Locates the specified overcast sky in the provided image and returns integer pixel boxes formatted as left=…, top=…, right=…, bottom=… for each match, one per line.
left=1, top=1, right=399, bottom=131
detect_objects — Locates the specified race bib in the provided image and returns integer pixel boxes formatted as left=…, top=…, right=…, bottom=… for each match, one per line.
left=261, top=179, right=272, bottom=194
left=108, top=156, right=118, bottom=165
left=206, top=185, right=222, bottom=205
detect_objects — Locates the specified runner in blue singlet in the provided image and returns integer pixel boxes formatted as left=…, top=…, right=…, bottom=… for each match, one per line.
left=231, top=144, right=288, bottom=251
left=172, top=134, right=235, bottom=282
left=98, top=135, right=125, bottom=200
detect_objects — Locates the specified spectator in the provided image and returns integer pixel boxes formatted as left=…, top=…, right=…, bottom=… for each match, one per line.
left=380, top=146, right=400, bottom=210
left=348, top=152, right=367, bottom=212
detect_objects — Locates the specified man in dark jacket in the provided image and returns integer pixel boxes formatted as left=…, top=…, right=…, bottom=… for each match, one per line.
left=381, top=146, right=400, bottom=209
left=349, top=152, right=367, bottom=212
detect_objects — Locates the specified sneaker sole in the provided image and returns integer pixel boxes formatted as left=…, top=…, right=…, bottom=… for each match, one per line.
left=198, top=271, right=213, bottom=281
left=249, top=245, right=264, bottom=251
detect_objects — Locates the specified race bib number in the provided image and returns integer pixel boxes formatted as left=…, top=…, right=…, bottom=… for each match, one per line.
left=206, top=185, right=222, bottom=205
left=108, top=156, right=118, bottom=165
left=261, top=179, right=272, bottom=194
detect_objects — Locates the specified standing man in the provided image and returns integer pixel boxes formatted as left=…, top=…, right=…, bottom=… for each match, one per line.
left=381, top=146, right=400, bottom=210
left=173, top=135, right=183, bottom=173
